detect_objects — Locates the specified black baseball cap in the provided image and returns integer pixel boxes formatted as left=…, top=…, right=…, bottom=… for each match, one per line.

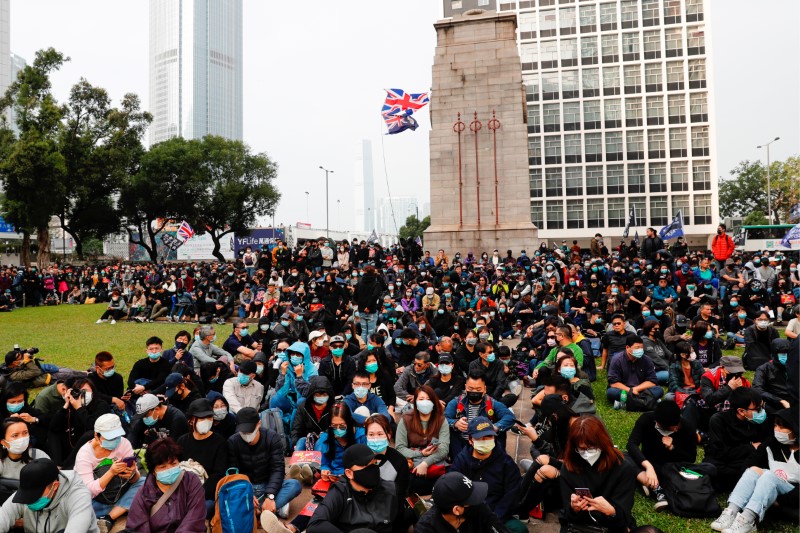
left=164, top=373, right=184, bottom=398
left=432, top=472, right=488, bottom=510
left=235, top=407, right=260, bottom=434
left=343, top=443, right=383, bottom=469
left=185, top=398, right=214, bottom=419
left=14, top=459, right=59, bottom=504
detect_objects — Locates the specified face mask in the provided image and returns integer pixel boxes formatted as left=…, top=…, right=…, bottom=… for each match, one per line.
left=367, top=344, right=375, bottom=351
left=102, top=366, right=116, bottom=378
left=757, top=320, right=769, bottom=329
left=83, top=392, right=93, bottom=406
left=101, top=436, right=121, bottom=450
left=578, top=448, right=602, bottom=466
left=238, top=373, right=251, bottom=386
left=642, top=311, right=651, bottom=317
left=654, top=310, right=663, bottom=316
left=367, top=437, right=389, bottom=454
left=486, top=352, right=495, bottom=363
left=560, top=367, right=576, bottom=380
left=313, top=394, right=330, bottom=406
left=472, top=439, right=495, bottom=455
left=27, top=494, right=52, bottom=511
left=352, top=464, right=381, bottom=489
left=687, top=285, right=695, bottom=291
left=194, top=335, right=201, bottom=343
left=416, top=399, right=434, bottom=415
left=6, top=402, right=24, bottom=414
left=260, top=325, right=270, bottom=332
left=196, top=419, right=213, bottom=435
left=5, top=436, right=29, bottom=455
left=631, top=348, right=644, bottom=359
left=241, top=429, right=259, bottom=443
left=738, top=312, right=747, bottom=320
left=467, top=338, right=477, bottom=346
left=655, top=426, right=674, bottom=437
left=213, top=407, right=227, bottom=421
left=466, top=391, right=484, bottom=403
left=240, top=328, right=249, bottom=337
left=704, top=330, right=713, bottom=339
left=750, top=408, right=767, bottom=424
left=777, top=354, right=788, bottom=365
left=775, top=430, right=796, bottom=445
left=438, top=364, right=452, bottom=375
left=546, top=338, right=556, bottom=347
left=148, top=352, right=162, bottom=361
left=333, top=427, right=347, bottom=438
left=364, top=360, right=380, bottom=374
left=290, top=355, right=304, bottom=366
left=331, top=347, right=345, bottom=358
left=730, top=301, right=739, bottom=308
left=353, top=386, right=369, bottom=399
left=295, top=315, right=304, bottom=322
left=143, top=414, right=158, bottom=427
left=156, top=466, right=182, bottom=485
left=687, top=352, right=697, bottom=361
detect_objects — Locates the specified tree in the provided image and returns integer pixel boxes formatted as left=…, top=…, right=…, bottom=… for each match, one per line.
left=192, top=136, right=280, bottom=262
left=0, top=48, right=68, bottom=267
left=58, top=79, right=151, bottom=259
left=398, top=215, right=430, bottom=240
left=720, top=157, right=800, bottom=223
left=742, top=211, right=769, bottom=226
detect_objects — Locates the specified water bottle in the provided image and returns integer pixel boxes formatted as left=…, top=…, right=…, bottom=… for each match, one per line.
left=619, top=389, right=628, bottom=410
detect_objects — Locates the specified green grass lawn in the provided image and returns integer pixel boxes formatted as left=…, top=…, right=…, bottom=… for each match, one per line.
left=0, top=305, right=796, bottom=532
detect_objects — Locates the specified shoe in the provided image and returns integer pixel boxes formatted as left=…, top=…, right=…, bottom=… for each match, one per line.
left=613, top=400, right=623, bottom=410
left=287, top=464, right=303, bottom=483
left=260, top=510, right=291, bottom=533
left=277, top=502, right=290, bottom=519
left=166, top=316, right=172, bottom=322
left=96, top=319, right=104, bottom=324
left=711, top=507, right=739, bottom=532
left=110, top=320, right=116, bottom=325
left=97, top=516, right=113, bottom=533
left=640, top=483, right=650, bottom=498
left=520, top=459, right=534, bottom=474
left=653, top=491, right=668, bottom=512
left=722, top=513, right=756, bottom=533
left=300, top=464, right=314, bottom=486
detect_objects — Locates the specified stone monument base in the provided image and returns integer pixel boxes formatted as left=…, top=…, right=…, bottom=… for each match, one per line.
left=423, top=223, right=539, bottom=255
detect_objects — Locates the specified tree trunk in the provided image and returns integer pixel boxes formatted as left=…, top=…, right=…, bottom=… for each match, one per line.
left=127, top=227, right=153, bottom=263
left=73, top=235, right=84, bottom=261
left=147, top=224, right=159, bottom=262
left=36, top=226, right=51, bottom=268
left=20, top=231, right=31, bottom=267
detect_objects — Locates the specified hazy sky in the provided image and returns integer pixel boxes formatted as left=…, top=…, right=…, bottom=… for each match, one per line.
left=10, top=0, right=799, bottom=231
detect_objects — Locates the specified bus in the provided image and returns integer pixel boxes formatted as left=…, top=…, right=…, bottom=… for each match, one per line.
left=735, top=224, right=800, bottom=252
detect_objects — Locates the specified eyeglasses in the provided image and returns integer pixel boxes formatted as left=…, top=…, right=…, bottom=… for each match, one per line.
left=612, top=322, right=624, bottom=326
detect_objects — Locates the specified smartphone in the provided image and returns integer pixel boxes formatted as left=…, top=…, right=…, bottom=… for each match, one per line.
left=122, top=457, right=136, bottom=467
left=574, top=488, right=593, bottom=499
left=513, top=418, right=529, bottom=427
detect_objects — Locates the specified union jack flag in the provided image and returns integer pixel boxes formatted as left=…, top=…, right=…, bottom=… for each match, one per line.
left=177, top=221, right=195, bottom=241
left=382, top=88, right=429, bottom=115
left=383, top=110, right=419, bottom=134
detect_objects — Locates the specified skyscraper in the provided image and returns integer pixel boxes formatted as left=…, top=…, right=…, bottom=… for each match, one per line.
left=353, top=140, right=375, bottom=232
left=378, top=196, right=418, bottom=235
left=444, top=0, right=718, bottom=243
left=149, top=0, right=243, bottom=145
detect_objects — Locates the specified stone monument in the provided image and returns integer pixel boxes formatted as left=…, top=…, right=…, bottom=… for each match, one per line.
left=424, top=9, right=537, bottom=253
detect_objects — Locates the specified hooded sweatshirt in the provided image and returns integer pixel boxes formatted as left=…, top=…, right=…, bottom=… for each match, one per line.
left=291, top=376, right=335, bottom=447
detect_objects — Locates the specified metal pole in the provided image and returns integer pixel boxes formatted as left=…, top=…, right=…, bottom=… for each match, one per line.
left=757, top=137, right=780, bottom=223
left=470, top=112, right=483, bottom=226
left=488, top=110, right=501, bottom=226
left=304, top=192, right=309, bottom=222
left=453, top=113, right=466, bottom=227
left=319, top=166, right=334, bottom=238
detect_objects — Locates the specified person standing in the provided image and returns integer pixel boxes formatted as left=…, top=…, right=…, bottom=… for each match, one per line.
left=711, top=224, right=736, bottom=273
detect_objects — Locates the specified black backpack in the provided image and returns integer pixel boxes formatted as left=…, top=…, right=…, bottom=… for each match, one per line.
left=661, top=462, right=721, bottom=518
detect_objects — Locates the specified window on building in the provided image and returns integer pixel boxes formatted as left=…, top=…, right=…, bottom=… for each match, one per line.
left=519, top=12, right=538, bottom=40
left=587, top=198, right=605, bottom=227
left=560, top=7, right=576, bottom=35
left=545, top=136, right=562, bottom=164
left=603, top=66, right=620, bottom=96
left=666, top=61, right=684, bottom=91
left=530, top=168, right=543, bottom=197
left=543, top=73, right=560, bottom=100
left=538, top=0, right=554, bottom=7
left=649, top=162, right=667, bottom=192
left=521, top=47, right=538, bottom=72
left=604, top=98, right=622, bottom=128
left=620, top=0, right=638, bottom=28
left=451, top=0, right=463, bottom=10
left=664, top=0, right=681, bottom=24
left=582, top=67, right=600, bottom=97
left=650, top=196, right=668, bottom=226
left=642, top=0, right=659, bottom=26
left=565, top=167, right=583, bottom=195
left=686, top=0, right=704, bottom=22
left=565, top=134, right=582, bottom=163
left=608, top=197, right=625, bottom=227
left=562, top=39, right=578, bottom=67
left=668, top=94, right=686, bottom=124
left=665, top=28, right=683, bottom=57
left=669, top=128, right=687, bottom=157
left=672, top=195, right=690, bottom=224
left=584, top=132, right=602, bottom=161
left=689, top=59, right=706, bottom=88
left=607, top=165, right=625, bottom=194
left=647, top=95, right=664, bottom=125
left=623, top=65, right=641, bottom=94
left=645, top=63, right=662, bottom=92
left=564, top=102, right=581, bottom=130
left=606, top=131, right=623, bottom=161
left=541, top=41, right=559, bottom=69
left=690, top=93, right=708, bottom=122
left=579, top=5, right=596, bottom=32
left=600, top=2, right=617, bottom=31
left=626, top=97, right=643, bottom=127
left=586, top=166, right=603, bottom=195
left=622, top=32, right=640, bottom=60
left=531, top=201, right=544, bottom=227
left=643, top=30, right=661, bottom=59
left=528, top=137, right=542, bottom=165
left=525, top=79, right=540, bottom=101
left=581, top=37, right=598, bottom=65
left=692, top=126, right=709, bottom=157
left=547, top=200, right=564, bottom=229
left=648, top=129, right=666, bottom=158
left=527, top=104, right=541, bottom=133
left=562, top=70, right=579, bottom=98
left=628, top=163, right=645, bottom=193
left=543, top=103, right=560, bottom=132
left=567, top=199, right=584, bottom=228
left=546, top=168, right=563, bottom=197
left=688, top=27, right=705, bottom=55
left=583, top=100, right=601, bottom=129
left=671, top=161, right=689, bottom=191
left=601, top=34, right=619, bottom=63
left=626, top=130, right=644, bottom=160
left=692, top=161, right=711, bottom=191
left=694, top=195, right=712, bottom=225
left=540, top=10, right=557, bottom=37
left=630, top=197, right=646, bottom=224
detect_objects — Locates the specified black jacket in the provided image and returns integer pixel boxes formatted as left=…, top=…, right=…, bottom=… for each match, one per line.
left=291, top=376, right=334, bottom=447
left=307, top=479, right=397, bottom=533
left=743, top=325, right=780, bottom=370
left=468, top=359, right=508, bottom=399
left=706, top=409, right=769, bottom=468
left=354, top=274, right=384, bottom=314
left=318, top=355, right=356, bottom=397
left=227, top=427, right=286, bottom=492
left=626, top=411, right=696, bottom=468
left=415, top=503, right=510, bottom=533
left=753, top=358, right=798, bottom=411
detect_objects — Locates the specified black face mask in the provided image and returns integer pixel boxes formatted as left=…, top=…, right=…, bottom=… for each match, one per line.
left=466, top=391, right=484, bottom=404
left=175, top=342, right=187, bottom=350
left=352, top=464, right=381, bottom=489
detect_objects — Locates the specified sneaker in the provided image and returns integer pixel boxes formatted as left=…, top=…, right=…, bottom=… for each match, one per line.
left=166, top=316, right=172, bottom=322
left=613, top=400, right=623, bottom=410
left=653, top=491, right=668, bottom=512
left=277, top=502, right=290, bottom=519
left=110, top=320, right=116, bottom=325
left=722, top=513, right=756, bottom=533
left=711, top=507, right=739, bottom=532
left=96, top=319, right=104, bottom=324
left=287, top=464, right=303, bottom=483
left=300, top=464, right=314, bottom=486
left=259, top=510, right=291, bottom=533
left=97, top=516, right=113, bottom=533
left=640, top=483, right=650, bottom=498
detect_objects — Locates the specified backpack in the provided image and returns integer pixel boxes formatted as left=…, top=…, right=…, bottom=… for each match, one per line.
left=260, top=407, right=290, bottom=456
left=661, top=462, right=721, bottom=518
left=210, top=468, right=258, bottom=533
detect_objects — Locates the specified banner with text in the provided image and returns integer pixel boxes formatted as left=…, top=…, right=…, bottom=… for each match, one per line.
left=233, top=228, right=285, bottom=256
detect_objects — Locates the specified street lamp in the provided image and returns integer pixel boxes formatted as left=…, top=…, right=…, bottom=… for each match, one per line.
left=304, top=191, right=309, bottom=223
left=319, top=166, right=334, bottom=238
left=337, top=199, right=341, bottom=230
left=757, top=137, right=780, bottom=223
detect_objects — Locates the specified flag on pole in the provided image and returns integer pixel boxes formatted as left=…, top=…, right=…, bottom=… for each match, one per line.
left=733, top=227, right=746, bottom=246
left=633, top=231, right=640, bottom=247
left=780, top=222, right=800, bottom=249
left=789, top=203, right=800, bottom=222
left=414, top=236, right=422, bottom=247
left=177, top=221, right=195, bottom=241
left=623, top=205, right=636, bottom=238
left=659, top=210, right=685, bottom=240
left=161, top=233, right=184, bottom=251
left=368, top=230, right=379, bottom=244
left=381, top=89, right=429, bottom=135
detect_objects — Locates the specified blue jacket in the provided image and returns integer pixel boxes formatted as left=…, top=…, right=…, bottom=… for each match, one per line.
left=275, top=341, right=318, bottom=401
left=444, top=394, right=515, bottom=433
left=342, top=392, right=391, bottom=426
left=450, top=444, right=522, bottom=521
left=315, top=427, right=366, bottom=475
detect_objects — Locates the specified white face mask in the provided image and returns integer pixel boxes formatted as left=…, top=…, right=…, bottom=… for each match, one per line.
left=472, top=439, right=495, bottom=455
left=212, top=408, right=227, bottom=421
left=83, top=392, right=93, bottom=406
left=578, top=448, right=602, bottom=466
left=656, top=426, right=674, bottom=437
left=775, top=430, right=796, bottom=445
left=316, top=340, right=324, bottom=347
left=688, top=352, right=697, bottom=361
left=196, top=419, right=213, bottom=435
left=241, top=429, right=259, bottom=443
left=5, top=436, right=29, bottom=455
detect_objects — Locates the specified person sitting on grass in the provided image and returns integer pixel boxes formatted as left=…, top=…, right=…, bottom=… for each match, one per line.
left=415, top=472, right=510, bottom=533
left=606, top=335, right=664, bottom=409
left=752, top=338, right=798, bottom=415
left=315, top=402, right=365, bottom=483
left=95, top=290, right=127, bottom=325
left=127, top=337, right=173, bottom=400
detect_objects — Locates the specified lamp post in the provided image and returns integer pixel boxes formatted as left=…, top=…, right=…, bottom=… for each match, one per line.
left=304, top=191, right=309, bottom=223
left=337, top=200, right=341, bottom=230
left=757, top=137, right=780, bottom=223
left=319, top=166, right=334, bottom=238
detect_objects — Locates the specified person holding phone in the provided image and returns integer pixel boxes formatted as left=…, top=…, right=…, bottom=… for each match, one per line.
left=559, top=415, right=637, bottom=532
left=74, top=414, right=144, bottom=532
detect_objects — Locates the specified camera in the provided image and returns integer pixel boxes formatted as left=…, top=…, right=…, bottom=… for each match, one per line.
left=69, top=389, right=85, bottom=400
left=12, top=345, right=39, bottom=356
